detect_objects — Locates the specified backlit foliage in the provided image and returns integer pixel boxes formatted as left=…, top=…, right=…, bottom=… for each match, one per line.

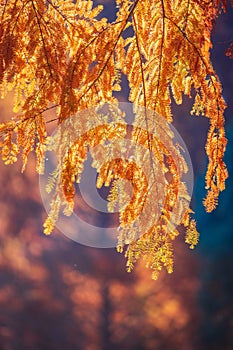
left=0, top=0, right=231, bottom=279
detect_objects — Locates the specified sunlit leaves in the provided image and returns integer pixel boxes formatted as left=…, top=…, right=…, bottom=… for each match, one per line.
left=0, top=0, right=231, bottom=279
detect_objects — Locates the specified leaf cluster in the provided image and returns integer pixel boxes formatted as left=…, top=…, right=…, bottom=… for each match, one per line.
left=0, top=0, right=231, bottom=279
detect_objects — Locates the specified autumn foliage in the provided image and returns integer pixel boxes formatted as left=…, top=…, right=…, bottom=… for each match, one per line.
left=0, top=0, right=232, bottom=279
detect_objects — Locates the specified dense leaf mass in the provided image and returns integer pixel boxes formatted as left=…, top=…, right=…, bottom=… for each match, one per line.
left=0, top=0, right=231, bottom=279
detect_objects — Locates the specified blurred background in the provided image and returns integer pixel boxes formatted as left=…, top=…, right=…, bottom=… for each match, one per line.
left=0, top=1, right=232, bottom=349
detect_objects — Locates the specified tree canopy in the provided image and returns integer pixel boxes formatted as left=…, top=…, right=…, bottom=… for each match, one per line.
left=0, top=0, right=232, bottom=279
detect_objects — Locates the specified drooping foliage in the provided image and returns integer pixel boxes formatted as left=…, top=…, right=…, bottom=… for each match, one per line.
left=0, top=0, right=231, bottom=279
